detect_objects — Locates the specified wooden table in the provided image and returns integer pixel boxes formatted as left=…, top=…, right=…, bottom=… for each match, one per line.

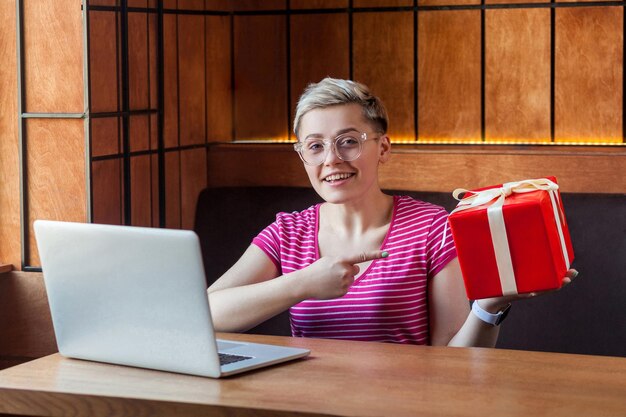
left=0, top=333, right=625, bottom=417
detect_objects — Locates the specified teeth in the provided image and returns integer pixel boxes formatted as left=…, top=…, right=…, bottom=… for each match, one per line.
left=325, top=173, right=353, bottom=182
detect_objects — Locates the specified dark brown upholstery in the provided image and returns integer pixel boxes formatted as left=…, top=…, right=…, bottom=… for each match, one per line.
left=195, top=187, right=626, bottom=356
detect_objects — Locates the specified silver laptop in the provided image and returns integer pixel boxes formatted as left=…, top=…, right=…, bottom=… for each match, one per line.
left=34, top=220, right=309, bottom=378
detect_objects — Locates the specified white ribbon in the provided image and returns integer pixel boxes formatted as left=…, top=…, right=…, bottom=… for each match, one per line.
left=448, top=178, right=570, bottom=296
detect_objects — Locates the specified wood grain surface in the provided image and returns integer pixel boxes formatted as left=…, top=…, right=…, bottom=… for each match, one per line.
left=23, top=0, right=83, bottom=113
left=179, top=14, right=206, bottom=147
left=0, top=0, right=21, bottom=269
left=1, top=333, right=625, bottom=417
left=555, top=7, right=623, bottom=143
left=180, top=148, right=207, bottom=230
left=0, top=272, right=56, bottom=371
left=91, top=159, right=123, bottom=226
left=25, top=119, right=87, bottom=266
left=206, top=143, right=626, bottom=194
left=485, top=8, right=551, bottom=142
left=234, top=15, right=288, bottom=141
left=206, top=15, right=232, bottom=142
left=418, top=10, right=482, bottom=141
left=290, top=12, right=349, bottom=138
left=128, top=11, right=150, bottom=111
left=354, top=11, right=415, bottom=140
left=163, top=13, right=179, bottom=148
left=89, top=10, right=119, bottom=113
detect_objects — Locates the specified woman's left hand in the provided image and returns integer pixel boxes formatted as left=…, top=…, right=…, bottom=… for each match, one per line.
left=477, top=268, right=579, bottom=312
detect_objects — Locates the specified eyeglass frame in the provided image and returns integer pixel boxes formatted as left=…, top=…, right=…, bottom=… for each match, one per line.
left=293, top=131, right=381, bottom=166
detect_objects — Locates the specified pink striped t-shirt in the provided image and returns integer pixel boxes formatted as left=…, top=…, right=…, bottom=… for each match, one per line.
left=252, top=195, right=457, bottom=345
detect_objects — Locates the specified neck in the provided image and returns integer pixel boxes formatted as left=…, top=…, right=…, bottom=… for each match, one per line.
left=320, top=190, right=394, bottom=236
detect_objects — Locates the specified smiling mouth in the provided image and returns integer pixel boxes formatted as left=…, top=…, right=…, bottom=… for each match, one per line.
left=323, top=173, right=355, bottom=182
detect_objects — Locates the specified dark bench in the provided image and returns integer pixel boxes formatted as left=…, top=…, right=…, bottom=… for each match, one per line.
left=195, top=186, right=626, bottom=357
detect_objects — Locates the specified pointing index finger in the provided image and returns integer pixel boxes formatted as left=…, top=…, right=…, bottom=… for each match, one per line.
left=344, top=251, right=389, bottom=265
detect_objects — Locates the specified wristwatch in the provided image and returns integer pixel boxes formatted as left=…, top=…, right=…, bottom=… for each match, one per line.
left=471, top=301, right=511, bottom=326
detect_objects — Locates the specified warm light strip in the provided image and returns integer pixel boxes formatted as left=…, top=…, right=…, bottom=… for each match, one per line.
left=391, top=139, right=626, bottom=146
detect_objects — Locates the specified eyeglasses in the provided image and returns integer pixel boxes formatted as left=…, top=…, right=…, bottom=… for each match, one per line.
left=293, top=131, right=379, bottom=166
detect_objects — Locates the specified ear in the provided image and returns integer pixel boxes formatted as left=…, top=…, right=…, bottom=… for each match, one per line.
left=378, top=135, right=391, bottom=164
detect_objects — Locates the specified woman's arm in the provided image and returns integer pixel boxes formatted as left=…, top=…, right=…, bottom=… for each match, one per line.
left=208, top=245, right=387, bottom=332
left=428, top=258, right=500, bottom=347
left=429, top=257, right=577, bottom=347
left=207, top=245, right=299, bottom=332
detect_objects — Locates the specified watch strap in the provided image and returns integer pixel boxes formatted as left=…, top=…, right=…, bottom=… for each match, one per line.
left=472, top=301, right=511, bottom=326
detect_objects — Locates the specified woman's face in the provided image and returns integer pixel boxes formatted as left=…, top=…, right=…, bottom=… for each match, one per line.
left=297, top=103, right=391, bottom=205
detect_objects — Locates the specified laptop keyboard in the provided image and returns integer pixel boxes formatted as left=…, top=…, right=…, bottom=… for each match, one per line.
left=219, top=352, right=253, bottom=366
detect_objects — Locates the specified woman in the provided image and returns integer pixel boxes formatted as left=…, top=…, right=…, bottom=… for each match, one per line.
left=207, top=77, right=577, bottom=347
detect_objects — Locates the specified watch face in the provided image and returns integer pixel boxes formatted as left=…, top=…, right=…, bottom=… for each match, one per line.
left=495, top=303, right=512, bottom=326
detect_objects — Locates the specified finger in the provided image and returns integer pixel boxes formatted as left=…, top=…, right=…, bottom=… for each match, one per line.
left=344, top=250, right=389, bottom=265
left=566, top=269, right=579, bottom=280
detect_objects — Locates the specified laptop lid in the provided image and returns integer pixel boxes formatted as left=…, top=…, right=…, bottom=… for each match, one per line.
left=34, top=220, right=309, bottom=378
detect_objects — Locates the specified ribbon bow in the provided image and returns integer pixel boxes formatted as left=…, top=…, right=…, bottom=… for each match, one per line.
left=451, top=178, right=560, bottom=215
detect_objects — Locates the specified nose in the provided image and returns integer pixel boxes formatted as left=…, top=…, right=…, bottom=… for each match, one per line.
left=322, top=142, right=342, bottom=165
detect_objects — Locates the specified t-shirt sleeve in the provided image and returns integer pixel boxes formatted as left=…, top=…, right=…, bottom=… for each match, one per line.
left=251, top=220, right=282, bottom=272
left=425, top=208, right=458, bottom=279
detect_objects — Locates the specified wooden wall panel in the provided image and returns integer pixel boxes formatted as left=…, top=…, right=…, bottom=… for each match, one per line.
left=90, top=0, right=118, bottom=5
left=354, top=0, right=412, bottom=6
left=290, top=13, right=349, bottom=137
left=232, top=0, right=286, bottom=11
left=127, top=0, right=157, bottom=6
left=0, top=272, right=57, bottom=370
left=177, top=0, right=204, bottom=10
left=179, top=14, right=206, bottom=146
left=485, top=9, right=551, bottom=142
left=89, top=11, right=119, bottom=113
left=180, top=148, right=207, bottom=230
left=207, top=145, right=307, bottom=189
left=487, top=0, right=543, bottom=4
left=165, top=151, right=181, bottom=228
left=207, top=143, right=626, bottom=194
left=129, top=114, right=150, bottom=152
left=26, top=119, right=87, bottom=266
left=163, top=14, right=178, bottom=148
left=130, top=155, right=152, bottom=227
left=290, top=0, right=348, bottom=8
left=23, top=0, right=83, bottom=113
left=418, top=10, right=481, bottom=141
left=151, top=153, right=160, bottom=224
left=128, top=11, right=150, bottom=110
left=149, top=13, right=158, bottom=109
left=0, top=1, right=20, bottom=268
left=205, top=1, right=231, bottom=11
left=419, top=0, right=479, bottom=6
left=92, top=159, right=122, bottom=225
left=205, top=15, right=232, bottom=142
left=555, top=7, right=623, bottom=143
left=354, top=12, right=414, bottom=140
left=556, top=0, right=621, bottom=3
left=234, top=15, right=288, bottom=141
left=91, top=117, right=119, bottom=157
left=150, top=114, right=158, bottom=149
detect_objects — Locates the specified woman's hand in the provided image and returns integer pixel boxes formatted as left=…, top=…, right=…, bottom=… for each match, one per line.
left=477, top=269, right=579, bottom=312
left=297, top=251, right=388, bottom=300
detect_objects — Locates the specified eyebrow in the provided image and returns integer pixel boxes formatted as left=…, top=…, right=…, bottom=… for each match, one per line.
left=303, top=128, right=360, bottom=141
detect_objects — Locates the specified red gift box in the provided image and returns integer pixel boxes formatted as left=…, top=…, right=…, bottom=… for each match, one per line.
left=448, top=177, right=575, bottom=300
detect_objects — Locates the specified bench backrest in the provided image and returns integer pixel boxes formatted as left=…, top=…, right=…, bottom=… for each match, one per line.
left=195, top=186, right=626, bottom=356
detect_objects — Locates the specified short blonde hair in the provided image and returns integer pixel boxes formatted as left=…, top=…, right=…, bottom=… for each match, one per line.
left=293, top=77, right=388, bottom=138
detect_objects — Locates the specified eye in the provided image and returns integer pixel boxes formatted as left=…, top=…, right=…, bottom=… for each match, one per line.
left=336, top=136, right=359, bottom=147
left=305, top=141, right=324, bottom=152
